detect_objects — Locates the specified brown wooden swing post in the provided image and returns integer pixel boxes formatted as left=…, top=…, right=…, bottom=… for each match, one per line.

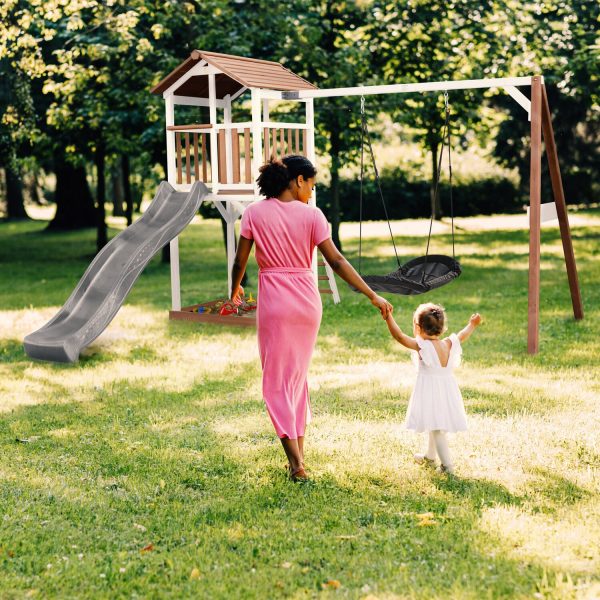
left=527, top=76, right=584, bottom=354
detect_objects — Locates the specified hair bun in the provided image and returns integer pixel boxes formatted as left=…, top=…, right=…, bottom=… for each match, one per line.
left=256, top=154, right=316, bottom=199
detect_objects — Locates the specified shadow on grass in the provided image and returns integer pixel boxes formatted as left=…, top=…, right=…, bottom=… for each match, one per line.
left=0, top=371, right=595, bottom=597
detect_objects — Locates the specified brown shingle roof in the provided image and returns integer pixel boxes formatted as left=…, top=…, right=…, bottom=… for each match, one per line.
left=150, top=50, right=317, bottom=99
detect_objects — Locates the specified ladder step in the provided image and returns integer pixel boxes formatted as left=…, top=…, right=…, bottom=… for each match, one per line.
left=319, top=288, right=333, bottom=294
left=317, top=261, right=326, bottom=267
left=318, top=275, right=329, bottom=280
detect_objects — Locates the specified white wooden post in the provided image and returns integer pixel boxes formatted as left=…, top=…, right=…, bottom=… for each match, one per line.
left=305, top=98, right=319, bottom=282
left=208, top=73, right=219, bottom=192
left=165, top=93, right=181, bottom=311
left=224, top=94, right=233, bottom=183
left=226, top=205, right=236, bottom=298
left=223, top=94, right=236, bottom=297
left=251, top=88, right=263, bottom=196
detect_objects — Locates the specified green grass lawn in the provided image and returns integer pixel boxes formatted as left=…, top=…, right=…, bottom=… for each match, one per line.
left=1, top=209, right=599, bottom=599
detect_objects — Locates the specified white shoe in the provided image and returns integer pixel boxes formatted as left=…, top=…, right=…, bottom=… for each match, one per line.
left=438, top=463, right=455, bottom=475
left=414, top=453, right=436, bottom=467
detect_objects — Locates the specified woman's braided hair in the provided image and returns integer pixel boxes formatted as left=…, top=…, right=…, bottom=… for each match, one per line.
left=256, top=155, right=317, bottom=198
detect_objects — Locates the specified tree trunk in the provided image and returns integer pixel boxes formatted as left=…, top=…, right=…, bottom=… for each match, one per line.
left=329, top=122, right=343, bottom=251
left=111, top=161, right=125, bottom=217
left=162, top=242, right=170, bottom=263
left=95, top=139, right=108, bottom=252
left=122, top=154, right=133, bottom=226
left=48, top=157, right=96, bottom=230
left=430, top=141, right=442, bottom=220
left=5, top=164, right=29, bottom=220
left=26, top=169, right=44, bottom=205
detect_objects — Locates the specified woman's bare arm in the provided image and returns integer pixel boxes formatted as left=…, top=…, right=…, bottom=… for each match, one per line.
left=230, top=235, right=254, bottom=302
left=317, top=238, right=392, bottom=319
left=385, top=314, right=419, bottom=350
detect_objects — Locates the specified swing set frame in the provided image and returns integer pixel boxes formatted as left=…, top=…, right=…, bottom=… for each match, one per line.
left=274, top=75, right=584, bottom=355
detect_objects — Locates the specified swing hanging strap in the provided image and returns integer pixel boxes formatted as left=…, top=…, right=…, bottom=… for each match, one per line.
left=359, top=96, right=401, bottom=272
left=424, top=91, right=456, bottom=261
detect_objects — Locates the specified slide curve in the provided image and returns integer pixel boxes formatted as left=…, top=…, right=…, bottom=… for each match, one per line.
left=24, top=181, right=208, bottom=363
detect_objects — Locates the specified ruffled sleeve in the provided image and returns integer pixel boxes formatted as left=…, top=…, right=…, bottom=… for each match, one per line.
left=448, top=333, right=463, bottom=368
left=412, top=335, right=439, bottom=368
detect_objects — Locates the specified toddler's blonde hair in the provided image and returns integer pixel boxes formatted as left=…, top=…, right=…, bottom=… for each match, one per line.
left=413, top=303, right=447, bottom=337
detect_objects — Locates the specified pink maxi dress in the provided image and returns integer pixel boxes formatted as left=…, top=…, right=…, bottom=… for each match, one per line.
left=239, top=197, right=331, bottom=439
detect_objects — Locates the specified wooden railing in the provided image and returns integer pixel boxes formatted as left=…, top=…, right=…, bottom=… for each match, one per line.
left=169, top=122, right=308, bottom=187
left=263, top=125, right=307, bottom=160
left=217, top=127, right=253, bottom=185
left=169, top=124, right=212, bottom=186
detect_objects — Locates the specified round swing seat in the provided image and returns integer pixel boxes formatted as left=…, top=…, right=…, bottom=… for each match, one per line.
left=353, top=255, right=461, bottom=296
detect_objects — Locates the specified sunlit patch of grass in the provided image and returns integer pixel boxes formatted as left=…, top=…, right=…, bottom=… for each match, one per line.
left=0, top=213, right=599, bottom=597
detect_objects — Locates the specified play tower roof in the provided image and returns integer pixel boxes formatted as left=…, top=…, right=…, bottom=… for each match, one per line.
left=150, top=50, right=317, bottom=99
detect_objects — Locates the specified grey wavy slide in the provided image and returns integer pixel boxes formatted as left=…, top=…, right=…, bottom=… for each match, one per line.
left=24, top=181, right=208, bottom=363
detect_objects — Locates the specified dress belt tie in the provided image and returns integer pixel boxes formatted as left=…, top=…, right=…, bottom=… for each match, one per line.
left=259, top=267, right=313, bottom=274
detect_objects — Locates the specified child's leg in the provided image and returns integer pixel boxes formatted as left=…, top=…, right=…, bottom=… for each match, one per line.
left=431, top=430, right=453, bottom=471
left=414, top=431, right=437, bottom=465
left=425, top=431, right=437, bottom=460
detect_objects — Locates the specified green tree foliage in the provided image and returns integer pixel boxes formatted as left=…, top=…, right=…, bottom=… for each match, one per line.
left=489, top=0, right=599, bottom=204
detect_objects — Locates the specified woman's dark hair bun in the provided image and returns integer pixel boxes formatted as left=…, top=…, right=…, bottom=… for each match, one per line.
left=257, top=154, right=317, bottom=198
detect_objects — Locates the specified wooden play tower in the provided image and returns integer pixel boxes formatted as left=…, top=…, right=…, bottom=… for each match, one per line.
left=150, top=50, right=340, bottom=322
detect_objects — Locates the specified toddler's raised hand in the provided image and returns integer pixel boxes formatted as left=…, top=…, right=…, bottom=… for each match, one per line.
left=470, top=313, right=482, bottom=326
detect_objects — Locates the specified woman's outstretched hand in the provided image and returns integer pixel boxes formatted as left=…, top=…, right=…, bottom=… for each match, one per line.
left=231, top=284, right=244, bottom=306
left=371, top=294, right=393, bottom=319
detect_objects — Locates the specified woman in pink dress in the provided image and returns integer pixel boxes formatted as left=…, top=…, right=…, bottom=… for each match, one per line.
left=231, top=155, right=392, bottom=481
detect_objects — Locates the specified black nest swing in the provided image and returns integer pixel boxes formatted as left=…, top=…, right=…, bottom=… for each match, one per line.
left=350, top=93, right=461, bottom=296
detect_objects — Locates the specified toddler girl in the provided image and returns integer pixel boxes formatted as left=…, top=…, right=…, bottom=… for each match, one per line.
left=385, top=303, right=482, bottom=474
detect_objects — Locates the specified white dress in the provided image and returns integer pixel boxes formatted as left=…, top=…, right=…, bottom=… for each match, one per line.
left=405, top=333, right=468, bottom=433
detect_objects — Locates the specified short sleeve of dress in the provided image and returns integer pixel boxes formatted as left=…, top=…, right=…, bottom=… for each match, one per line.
left=312, top=208, right=330, bottom=246
left=240, top=207, right=253, bottom=240
left=412, top=335, right=437, bottom=368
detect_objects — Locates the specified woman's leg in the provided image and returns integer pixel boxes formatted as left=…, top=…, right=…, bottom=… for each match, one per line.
left=280, top=437, right=303, bottom=472
left=431, top=430, right=453, bottom=472
left=297, top=436, right=304, bottom=464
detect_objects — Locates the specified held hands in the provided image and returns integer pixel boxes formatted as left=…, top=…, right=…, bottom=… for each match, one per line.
left=470, top=313, right=482, bottom=327
left=371, top=294, right=393, bottom=319
left=231, top=285, right=244, bottom=306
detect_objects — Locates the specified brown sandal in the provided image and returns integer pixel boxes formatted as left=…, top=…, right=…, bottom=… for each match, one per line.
left=289, top=465, right=309, bottom=482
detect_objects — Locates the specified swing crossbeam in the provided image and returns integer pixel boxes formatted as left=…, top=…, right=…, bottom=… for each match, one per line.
left=278, top=76, right=539, bottom=101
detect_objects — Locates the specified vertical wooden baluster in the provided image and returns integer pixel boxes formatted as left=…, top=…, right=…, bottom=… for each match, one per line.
left=244, top=128, right=251, bottom=183
left=176, top=132, right=182, bottom=184
left=232, top=128, right=240, bottom=183
left=287, top=129, right=292, bottom=155
left=218, top=129, right=226, bottom=184
left=302, top=129, right=307, bottom=157
left=295, top=129, right=300, bottom=154
left=263, top=127, right=270, bottom=161
left=280, top=129, right=285, bottom=157
left=185, top=133, right=191, bottom=184
left=201, top=133, right=208, bottom=182
left=271, top=129, right=277, bottom=159
left=193, top=133, right=199, bottom=181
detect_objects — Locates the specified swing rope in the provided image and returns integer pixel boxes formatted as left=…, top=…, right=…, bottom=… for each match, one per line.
left=359, top=96, right=401, bottom=272
left=424, top=91, right=456, bottom=263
